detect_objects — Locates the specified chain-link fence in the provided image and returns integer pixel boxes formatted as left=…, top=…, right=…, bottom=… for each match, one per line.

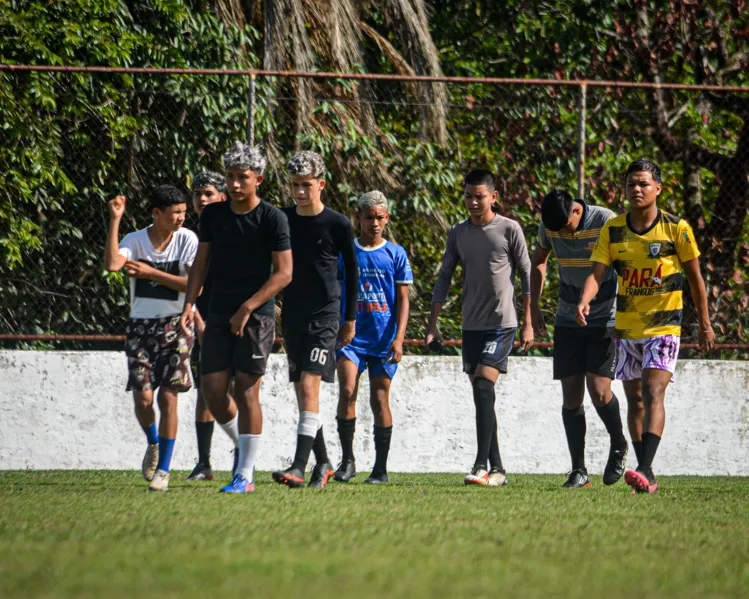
left=1, top=65, right=747, bottom=355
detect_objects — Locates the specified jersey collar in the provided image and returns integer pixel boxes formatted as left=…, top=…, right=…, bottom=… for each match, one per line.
left=355, top=238, right=387, bottom=252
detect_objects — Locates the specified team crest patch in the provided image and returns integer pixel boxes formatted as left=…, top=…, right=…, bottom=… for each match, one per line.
left=649, top=242, right=661, bottom=258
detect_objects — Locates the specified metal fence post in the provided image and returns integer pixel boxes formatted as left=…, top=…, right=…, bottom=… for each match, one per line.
left=247, top=73, right=256, bottom=146
left=576, top=83, right=587, bottom=199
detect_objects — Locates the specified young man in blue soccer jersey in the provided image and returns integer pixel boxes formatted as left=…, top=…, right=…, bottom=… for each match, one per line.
left=578, top=159, right=715, bottom=494
left=181, top=143, right=293, bottom=494
left=272, top=151, right=359, bottom=489
left=105, top=185, right=198, bottom=492
left=425, top=169, right=533, bottom=487
left=334, top=191, right=413, bottom=484
left=531, top=189, right=628, bottom=488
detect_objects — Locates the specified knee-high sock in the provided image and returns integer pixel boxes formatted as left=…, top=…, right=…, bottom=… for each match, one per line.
left=218, top=414, right=239, bottom=448
left=373, top=426, right=393, bottom=474
left=488, top=413, right=504, bottom=473
left=562, top=407, right=587, bottom=471
left=156, top=438, right=175, bottom=473
left=337, top=417, right=356, bottom=462
left=312, top=422, right=330, bottom=465
left=638, top=432, right=661, bottom=477
left=237, top=434, right=261, bottom=482
left=594, top=395, right=627, bottom=448
left=472, top=377, right=496, bottom=470
left=291, top=411, right=319, bottom=472
left=196, top=421, right=214, bottom=466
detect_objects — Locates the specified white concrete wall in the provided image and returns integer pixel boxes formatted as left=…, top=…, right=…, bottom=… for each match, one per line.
left=1, top=351, right=747, bottom=475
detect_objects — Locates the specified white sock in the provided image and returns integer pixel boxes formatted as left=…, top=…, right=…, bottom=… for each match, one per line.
left=238, top=434, right=261, bottom=482
left=298, top=411, right=319, bottom=438
left=218, top=414, right=240, bottom=447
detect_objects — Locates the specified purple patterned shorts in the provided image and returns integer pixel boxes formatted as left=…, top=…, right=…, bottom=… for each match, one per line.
left=614, top=335, right=680, bottom=381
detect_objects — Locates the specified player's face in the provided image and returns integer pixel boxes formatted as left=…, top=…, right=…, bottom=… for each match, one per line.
left=625, top=171, right=661, bottom=210
left=154, top=203, right=187, bottom=232
left=226, top=167, right=263, bottom=202
left=192, top=186, right=225, bottom=214
left=463, top=184, right=497, bottom=217
left=561, top=203, right=584, bottom=233
left=358, top=205, right=389, bottom=241
left=291, top=175, right=325, bottom=207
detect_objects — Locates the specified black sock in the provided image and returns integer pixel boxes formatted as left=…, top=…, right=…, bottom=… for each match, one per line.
left=195, top=421, right=214, bottom=466
left=337, top=417, right=356, bottom=463
left=472, top=377, right=495, bottom=470
left=562, top=407, right=587, bottom=471
left=594, top=395, right=627, bottom=448
left=373, top=426, right=393, bottom=474
left=488, top=414, right=504, bottom=473
left=291, top=434, right=315, bottom=472
left=632, top=440, right=644, bottom=465
left=312, top=426, right=330, bottom=465
left=638, top=432, right=661, bottom=478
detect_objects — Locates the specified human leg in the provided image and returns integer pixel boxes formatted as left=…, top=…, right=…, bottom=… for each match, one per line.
left=335, top=352, right=362, bottom=482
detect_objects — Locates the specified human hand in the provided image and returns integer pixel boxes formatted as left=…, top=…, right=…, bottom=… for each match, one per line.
left=229, top=304, right=253, bottom=337
left=109, top=195, right=126, bottom=219
left=519, top=321, right=534, bottom=353
left=337, top=320, right=356, bottom=349
left=387, top=339, right=404, bottom=364
left=576, top=302, right=590, bottom=326
left=124, top=260, right=156, bottom=279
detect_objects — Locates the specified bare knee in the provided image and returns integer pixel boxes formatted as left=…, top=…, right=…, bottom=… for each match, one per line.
left=157, top=387, right=179, bottom=409
left=133, top=392, right=153, bottom=412
left=642, top=380, right=667, bottom=406
left=585, top=375, right=612, bottom=407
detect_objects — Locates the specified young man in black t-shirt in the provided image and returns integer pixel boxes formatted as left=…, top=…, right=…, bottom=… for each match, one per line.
left=181, top=142, right=292, bottom=494
left=272, top=151, right=359, bottom=489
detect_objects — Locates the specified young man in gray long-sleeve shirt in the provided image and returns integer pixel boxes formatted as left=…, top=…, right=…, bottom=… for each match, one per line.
left=425, top=169, right=533, bottom=487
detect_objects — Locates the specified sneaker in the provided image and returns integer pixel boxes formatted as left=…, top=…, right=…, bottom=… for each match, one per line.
left=148, top=469, right=170, bottom=492
left=563, top=469, right=591, bottom=488
left=487, top=468, right=509, bottom=487
left=142, top=443, right=159, bottom=482
left=334, top=459, right=356, bottom=482
left=464, top=466, right=489, bottom=486
left=625, top=469, right=659, bottom=494
left=220, top=473, right=255, bottom=494
left=603, top=444, right=628, bottom=486
left=231, top=447, right=239, bottom=477
left=272, top=466, right=305, bottom=488
left=364, top=471, right=389, bottom=484
left=185, top=462, right=214, bottom=481
left=308, top=462, right=335, bottom=489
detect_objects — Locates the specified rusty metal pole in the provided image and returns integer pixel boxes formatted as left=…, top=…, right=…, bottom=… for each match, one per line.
left=576, top=83, right=587, bottom=199
left=247, top=74, right=256, bottom=145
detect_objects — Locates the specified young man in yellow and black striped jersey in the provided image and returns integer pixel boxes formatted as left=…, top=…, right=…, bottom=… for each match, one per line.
left=531, top=189, right=627, bottom=489
left=577, top=159, right=715, bottom=494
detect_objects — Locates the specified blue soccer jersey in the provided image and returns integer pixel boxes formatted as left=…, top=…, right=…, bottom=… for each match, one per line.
left=339, top=239, right=413, bottom=357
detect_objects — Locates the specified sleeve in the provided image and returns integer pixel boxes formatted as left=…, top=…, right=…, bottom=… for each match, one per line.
left=270, top=209, right=291, bottom=252
left=675, top=219, right=701, bottom=263
left=510, top=222, right=531, bottom=296
left=198, top=205, right=214, bottom=243
left=118, top=232, right=135, bottom=260
left=337, top=253, right=345, bottom=282
left=432, top=227, right=459, bottom=303
left=337, top=218, right=359, bottom=321
left=182, top=232, right=198, bottom=269
left=394, top=246, right=413, bottom=285
left=590, top=220, right=612, bottom=266
left=537, top=222, right=551, bottom=251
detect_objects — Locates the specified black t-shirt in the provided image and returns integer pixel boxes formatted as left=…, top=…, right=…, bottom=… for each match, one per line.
left=199, top=200, right=291, bottom=316
left=281, top=206, right=358, bottom=323
left=194, top=262, right=214, bottom=317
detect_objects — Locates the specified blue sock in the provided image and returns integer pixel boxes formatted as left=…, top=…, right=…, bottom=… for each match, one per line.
left=143, top=423, right=159, bottom=445
left=156, top=438, right=176, bottom=473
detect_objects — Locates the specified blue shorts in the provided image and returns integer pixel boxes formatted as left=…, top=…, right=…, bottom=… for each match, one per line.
left=461, top=327, right=517, bottom=375
left=336, top=346, right=399, bottom=380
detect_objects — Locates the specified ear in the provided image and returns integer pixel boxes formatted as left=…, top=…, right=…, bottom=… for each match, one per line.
left=318, top=179, right=327, bottom=191
left=491, top=190, right=499, bottom=201
left=655, top=183, right=662, bottom=196
left=255, top=174, right=264, bottom=186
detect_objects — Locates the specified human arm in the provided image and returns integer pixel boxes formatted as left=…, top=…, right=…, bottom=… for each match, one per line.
left=104, top=195, right=128, bottom=271
left=682, top=258, right=715, bottom=352
left=576, top=262, right=609, bottom=326
left=123, top=260, right=188, bottom=292
left=388, top=282, right=411, bottom=364
left=511, top=223, right=534, bottom=352
left=530, top=245, right=552, bottom=338
left=336, top=220, right=359, bottom=348
left=426, top=229, right=458, bottom=347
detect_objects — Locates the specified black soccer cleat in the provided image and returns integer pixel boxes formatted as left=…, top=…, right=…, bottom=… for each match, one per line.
left=603, top=444, right=628, bottom=486
left=272, top=466, right=306, bottom=488
left=185, top=462, right=214, bottom=481
left=364, top=470, right=389, bottom=484
left=563, top=469, right=591, bottom=488
left=334, top=459, right=357, bottom=482
left=308, top=462, right=335, bottom=489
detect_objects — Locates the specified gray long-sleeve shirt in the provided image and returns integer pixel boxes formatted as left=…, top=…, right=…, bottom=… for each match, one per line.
left=432, top=214, right=531, bottom=330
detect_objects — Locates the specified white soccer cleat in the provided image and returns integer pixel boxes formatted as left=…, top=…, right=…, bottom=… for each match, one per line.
left=487, top=469, right=509, bottom=487
left=148, top=469, right=170, bottom=492
left=464, top=467, right=489, bottom=486
left=142, top=443, right=159, bottom=481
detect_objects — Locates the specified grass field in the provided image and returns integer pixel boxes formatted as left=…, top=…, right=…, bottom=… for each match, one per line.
left=1, top=471, right=748, bottom=598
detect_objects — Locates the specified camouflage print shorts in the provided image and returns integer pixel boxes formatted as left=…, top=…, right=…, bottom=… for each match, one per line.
left=124, top=315, right=194, bottom=393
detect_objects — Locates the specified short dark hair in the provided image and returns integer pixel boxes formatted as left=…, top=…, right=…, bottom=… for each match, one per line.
left=541, top=189, right=575, bottom=232
left=626, top=159, right=662, bottom=183
left=464, top=169, right=496, bottom=190
left=150, top=184, right=186, bottom=210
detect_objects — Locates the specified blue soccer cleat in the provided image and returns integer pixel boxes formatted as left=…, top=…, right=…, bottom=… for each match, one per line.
left=220, top=473, right=255, bottom=494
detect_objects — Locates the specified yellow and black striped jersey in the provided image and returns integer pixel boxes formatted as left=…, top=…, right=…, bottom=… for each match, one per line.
left=590, top=210, right=700, bottom=339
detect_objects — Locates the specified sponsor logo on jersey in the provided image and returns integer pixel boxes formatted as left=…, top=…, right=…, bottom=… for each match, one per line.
left=649, top=242, right=661, bottom=258
left=622, top=265, right=664, bottom=296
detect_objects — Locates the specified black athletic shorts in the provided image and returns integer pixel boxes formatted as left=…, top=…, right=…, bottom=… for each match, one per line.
left=282, top=317, right=339, bottom=383
left=553, top=326, right=616, bottom=380
left=200, top=312, right=275, bottom=377
left=462, top=327, right=517, bottom=375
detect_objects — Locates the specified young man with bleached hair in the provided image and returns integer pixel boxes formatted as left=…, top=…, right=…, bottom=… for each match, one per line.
left=531, top=188, right=628, bottom=488
left=335, top=191, right=412, bottom=484
left=105, top=185, right=197, bottom=492
left=181, top=142, right=293, bottom=494
left=272, top=150, right=359, bottom=489
left=425, top=169, right=533, bottom=487
left=577, top=159, right=714, bottom=494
